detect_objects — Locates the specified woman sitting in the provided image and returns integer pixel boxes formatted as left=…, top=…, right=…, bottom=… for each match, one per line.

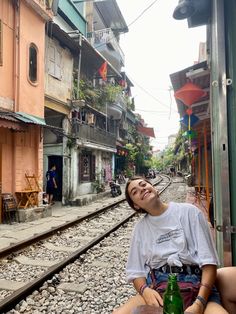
left=113, top=177, right=228, bottom=314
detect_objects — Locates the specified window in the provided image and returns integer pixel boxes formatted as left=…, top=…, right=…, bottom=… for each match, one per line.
left=0, top=20, right=3, bottom=66
left=29, top=44, right=37, bottom=82
left=48, top=45, right=62, bottom=80
left=79, top=152, right=95, bottom=182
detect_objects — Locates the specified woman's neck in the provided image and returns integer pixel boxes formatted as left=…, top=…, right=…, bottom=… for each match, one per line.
left=148, top=200, right=169, bottom=216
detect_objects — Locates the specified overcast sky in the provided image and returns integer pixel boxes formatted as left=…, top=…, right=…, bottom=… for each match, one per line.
left=116, top=0, right=206, bottom=150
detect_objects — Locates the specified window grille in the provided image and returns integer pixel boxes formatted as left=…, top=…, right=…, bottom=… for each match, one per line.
left=29, top=44, right=38, bottom=82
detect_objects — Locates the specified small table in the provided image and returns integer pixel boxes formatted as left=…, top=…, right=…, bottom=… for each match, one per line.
left=15, top=190, right=39, bottom=209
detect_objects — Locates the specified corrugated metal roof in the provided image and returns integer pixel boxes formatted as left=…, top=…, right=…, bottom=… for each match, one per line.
left=16, top=112, right=46, bottom=125
left=0, top=111, right=64, bottom=133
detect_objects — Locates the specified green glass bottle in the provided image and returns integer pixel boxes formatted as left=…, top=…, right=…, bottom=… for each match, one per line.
left=163, top=274, right=184, bottom=314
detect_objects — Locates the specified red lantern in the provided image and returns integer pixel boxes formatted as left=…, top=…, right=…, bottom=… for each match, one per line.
left=174, top=82, right=206, bottom=106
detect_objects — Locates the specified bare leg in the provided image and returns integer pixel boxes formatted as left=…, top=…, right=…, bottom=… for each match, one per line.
left=112, top=294, right=146, bottom=314
left=216, top=267, right=236, bottom=314
left=49, top=194, right=54, bottom=205
left=204, top=301, right=229, bottom=314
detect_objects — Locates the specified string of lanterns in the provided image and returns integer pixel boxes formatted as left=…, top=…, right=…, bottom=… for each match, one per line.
left=174, top=81, right=206, bottom=141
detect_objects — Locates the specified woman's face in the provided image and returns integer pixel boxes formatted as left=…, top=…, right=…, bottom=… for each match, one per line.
left=127, top=179, right=158, bottom=211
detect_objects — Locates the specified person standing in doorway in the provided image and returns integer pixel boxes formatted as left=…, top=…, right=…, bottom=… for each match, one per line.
left=46, top=165, right=57, bottom=205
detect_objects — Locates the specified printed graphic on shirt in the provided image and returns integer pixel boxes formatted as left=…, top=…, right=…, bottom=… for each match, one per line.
left=156, top=228, right=183, bottom=244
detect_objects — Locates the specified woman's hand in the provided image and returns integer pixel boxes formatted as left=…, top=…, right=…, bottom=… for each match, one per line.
left=142, top=287, right=163, bottom=307
left=185, top=300, right=205, bottom=314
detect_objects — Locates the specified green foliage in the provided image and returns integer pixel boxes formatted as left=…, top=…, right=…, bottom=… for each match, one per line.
left=66, top=138, right=76, bottom=149
left=124, top=143, right=138, bottom=162
left=150, top=156, right=164, bottom=171
left=91, top=169, right=105, bottom=193
left=126, top=96, right=135, bottom=111
left=72, top=79, right=124, bottom=113
left=124, top=124, right=153, bottom=175
left=99, top=84, right=123, bottom=104
left=151, top=147, right=176, bottom=171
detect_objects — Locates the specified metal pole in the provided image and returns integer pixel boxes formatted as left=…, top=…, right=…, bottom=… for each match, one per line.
left=106, top=102, right=107, bottom=132
left=203, top=123, right=210, bottom=220
left=211, top=0, right=232, bottom=266
left=77, top=48, right=82, bottom=99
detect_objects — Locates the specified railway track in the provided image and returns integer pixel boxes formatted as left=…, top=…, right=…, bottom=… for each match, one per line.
left=0, top=175, right=171, bottom=313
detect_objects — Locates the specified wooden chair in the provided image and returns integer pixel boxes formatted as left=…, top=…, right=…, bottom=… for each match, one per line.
left=25, top=173, right=41, bottom=192
left=2, top=193, right=19, bottom=224
left=15, top=173, right=41, bottom=208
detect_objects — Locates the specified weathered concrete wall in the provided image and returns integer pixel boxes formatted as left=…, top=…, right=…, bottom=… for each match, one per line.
left=45, top=36, right=73, bottom=104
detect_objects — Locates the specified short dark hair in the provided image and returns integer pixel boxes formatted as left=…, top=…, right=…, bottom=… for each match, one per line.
left=125, top=176, right=152, bottom=213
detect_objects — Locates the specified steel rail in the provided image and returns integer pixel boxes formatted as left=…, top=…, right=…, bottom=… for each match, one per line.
left=0, top=178, right=165, bottom=259
left=0, top=175, right=171, bottom=313
left=0, top=212, right=136, bottom=313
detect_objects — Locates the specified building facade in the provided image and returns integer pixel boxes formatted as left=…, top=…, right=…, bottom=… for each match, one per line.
left=0, top=0, right=52, bottom=200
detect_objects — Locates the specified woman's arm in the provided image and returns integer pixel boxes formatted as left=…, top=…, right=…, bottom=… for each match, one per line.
left=198, top=264, right=217, bottom=302
left=133, top=278, right=163, bottom=307
left=185, top=265, right=217, bottom=314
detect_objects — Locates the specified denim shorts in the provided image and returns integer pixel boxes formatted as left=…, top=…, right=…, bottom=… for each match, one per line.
left=146, top=270, right=221, bottom=305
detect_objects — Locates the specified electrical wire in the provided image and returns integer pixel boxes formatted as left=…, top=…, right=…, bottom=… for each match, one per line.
left=89, top=1, right=174, bottom=112
left=130, top=75, right=178, bottom=113
left=127, top=0, right=160, bottom=28
left=94, top=0, right=160, bottom=49
left=135, top=109, right=170, bottom=113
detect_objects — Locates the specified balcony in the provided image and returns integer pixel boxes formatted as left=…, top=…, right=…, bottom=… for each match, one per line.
left=25, top=0, right=53, bottom=20
left=72, top=121, right=116, bottom=148
left=107, top=94, right=127, bottom=120
left=87, top=28, right=125, bottom=71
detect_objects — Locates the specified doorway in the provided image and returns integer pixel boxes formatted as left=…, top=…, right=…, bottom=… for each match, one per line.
left=48, top=156, right=62, bottom=201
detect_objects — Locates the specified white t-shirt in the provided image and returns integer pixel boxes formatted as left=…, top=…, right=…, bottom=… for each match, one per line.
left=126, top=202, right=219, bottom=283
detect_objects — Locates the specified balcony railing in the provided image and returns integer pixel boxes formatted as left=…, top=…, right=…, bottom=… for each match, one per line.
left=87, top=28, right=125, bottom=66
left=72, top=121, right=116, bottom=148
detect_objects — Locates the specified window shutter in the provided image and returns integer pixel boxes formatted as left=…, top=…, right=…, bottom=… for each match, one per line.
left=55, top=49, right=61, bottom=79
left=48, top=45, right=55, bottom=76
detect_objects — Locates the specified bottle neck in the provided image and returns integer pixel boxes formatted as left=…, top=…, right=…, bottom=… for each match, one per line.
left=166, top=274, right=180, bottom=292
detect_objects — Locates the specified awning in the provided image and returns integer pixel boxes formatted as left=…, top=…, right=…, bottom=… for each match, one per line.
left=0, top=114, right=26, bottom=131
left=137, top=126, right=155, bottom=138
left=16, top=112, right=46, bottom=125
left=0, top=111, right=64, bottom=133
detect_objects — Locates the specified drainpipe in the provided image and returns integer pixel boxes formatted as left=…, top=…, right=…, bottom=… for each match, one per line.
left=77, top=46, right=81, bottom=98
left=13, top=0, right=20, bottom=112
left=12, top=0, right=20, bottom=193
